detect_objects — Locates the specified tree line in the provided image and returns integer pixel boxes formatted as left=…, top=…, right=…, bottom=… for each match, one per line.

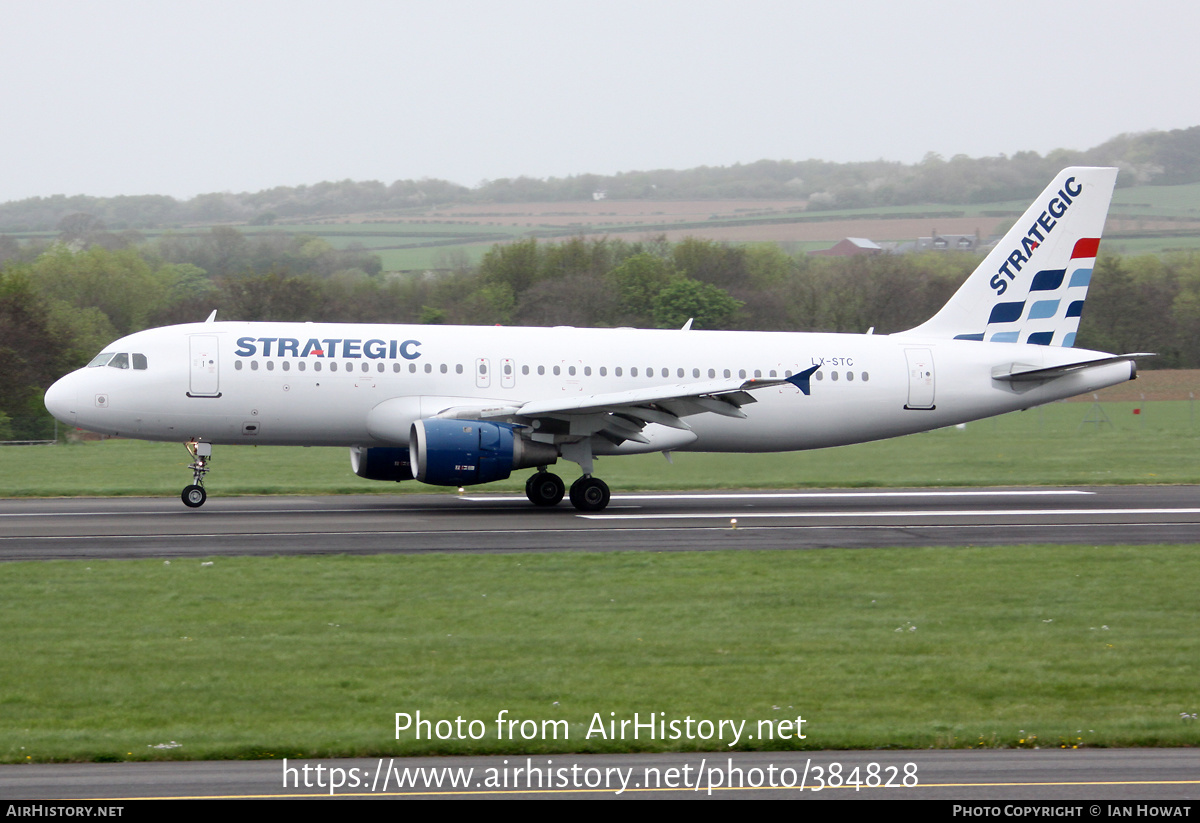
left=2, top=127, right=1199, bottom=231
left=3, top=228, right=1198, bottom=439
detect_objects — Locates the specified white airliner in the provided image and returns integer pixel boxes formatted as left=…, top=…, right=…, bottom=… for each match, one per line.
left=44, top=167, right=1147, bottom=511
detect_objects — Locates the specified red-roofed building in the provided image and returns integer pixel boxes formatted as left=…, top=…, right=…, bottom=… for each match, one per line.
left=809, top=237, right=883, bottom=257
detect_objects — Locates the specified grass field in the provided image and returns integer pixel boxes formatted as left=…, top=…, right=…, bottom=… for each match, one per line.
left=5, top=182, right=1199, bottom=269
left=4, top=399, right=1198, bottom=498
left=273, top=180, right=1200, bottom=264
left=4, top=394, right=1198, bottom=763
left=2, top=545, right=1198, bottom=763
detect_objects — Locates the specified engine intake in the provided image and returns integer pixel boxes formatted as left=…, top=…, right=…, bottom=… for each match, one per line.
left=409, top=419, right=557, bottom=486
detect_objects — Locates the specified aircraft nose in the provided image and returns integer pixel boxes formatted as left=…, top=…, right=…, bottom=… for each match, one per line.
left=44, top=375, right=78, bottom=424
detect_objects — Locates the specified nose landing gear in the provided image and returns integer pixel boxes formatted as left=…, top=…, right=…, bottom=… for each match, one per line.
left=182, top=441, right=212, bottom=508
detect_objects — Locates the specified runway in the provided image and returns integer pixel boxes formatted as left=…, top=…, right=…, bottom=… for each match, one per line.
left=3, top=750, right=1199, bottom=800
left=2, top=485, right=1199, bottom=561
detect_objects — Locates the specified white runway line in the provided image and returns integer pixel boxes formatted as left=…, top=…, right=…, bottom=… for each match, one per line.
left=579, top=508, right=1200, bottom=520
left=459, top=490, right=1095, bottom=503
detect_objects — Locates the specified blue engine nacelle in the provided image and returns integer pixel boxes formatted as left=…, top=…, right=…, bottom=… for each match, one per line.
left=409, top=419, right=558, bottom=486
left=349, top=446, right=414, bottom=481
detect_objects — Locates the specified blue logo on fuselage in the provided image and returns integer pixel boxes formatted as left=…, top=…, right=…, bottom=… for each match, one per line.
left=235, top=337, right=422, bottom=360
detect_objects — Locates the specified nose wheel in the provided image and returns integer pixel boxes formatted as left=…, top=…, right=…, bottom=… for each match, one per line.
left=182, top=441, right=212, bottom=508
left=182, top=484, right=207, bottom=508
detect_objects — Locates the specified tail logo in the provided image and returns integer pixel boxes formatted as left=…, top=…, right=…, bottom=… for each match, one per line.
left=979, top=238, right=1098, bottom=346
left=989, top=176, right=1084, bottom=295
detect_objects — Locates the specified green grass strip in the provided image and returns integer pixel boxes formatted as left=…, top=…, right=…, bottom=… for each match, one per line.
left=5, top=401, right=1199, bottom=498
left=2, top=545, right=1198, bottom=762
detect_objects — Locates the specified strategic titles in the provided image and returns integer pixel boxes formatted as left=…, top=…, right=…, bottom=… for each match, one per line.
left=989, top=176, right=1084, bottom=296
left=234, top=337, right=422, bottom=360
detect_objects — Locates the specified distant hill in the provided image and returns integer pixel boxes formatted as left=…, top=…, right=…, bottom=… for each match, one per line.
left=2, top=126, right=1198, bottom=232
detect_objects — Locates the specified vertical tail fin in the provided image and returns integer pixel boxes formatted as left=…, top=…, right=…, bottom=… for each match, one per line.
left=898, top=166, right=1117, bottom=346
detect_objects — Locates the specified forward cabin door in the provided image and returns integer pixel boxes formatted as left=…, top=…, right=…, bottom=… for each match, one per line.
left=188, top=335, right=221, bottom=397
left=904, top=348, right=935, bottom=410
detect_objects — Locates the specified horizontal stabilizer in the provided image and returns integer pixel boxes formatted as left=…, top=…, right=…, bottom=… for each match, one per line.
left=991, top=353, right=1154, bottom=383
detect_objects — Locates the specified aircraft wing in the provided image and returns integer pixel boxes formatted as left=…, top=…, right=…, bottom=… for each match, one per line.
left=434, top=365, right=820, bottom=445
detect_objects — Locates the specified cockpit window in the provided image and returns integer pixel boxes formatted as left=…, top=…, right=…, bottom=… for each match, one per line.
left=87, top=352, right=147, bottom=369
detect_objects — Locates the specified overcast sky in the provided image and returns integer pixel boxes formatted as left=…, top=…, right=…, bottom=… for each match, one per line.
left=2, top=0, right=1196, bottom=202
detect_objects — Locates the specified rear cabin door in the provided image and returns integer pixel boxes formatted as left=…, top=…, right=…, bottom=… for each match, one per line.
left=904, top=348, right=935, bottom=410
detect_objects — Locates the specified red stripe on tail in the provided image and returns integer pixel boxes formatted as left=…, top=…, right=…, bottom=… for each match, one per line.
left=1072, top=237, right=1100, bottom=259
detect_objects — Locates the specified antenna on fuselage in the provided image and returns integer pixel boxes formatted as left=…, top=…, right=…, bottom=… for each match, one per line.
left=204, top=310, right=217, bottom=323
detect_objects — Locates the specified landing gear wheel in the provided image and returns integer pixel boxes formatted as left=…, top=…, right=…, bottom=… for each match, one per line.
left=569, top=476, right=610, bottom=512
left=182, top=441, right=213, bottom=509
left=182, top=484, right=207, bottom=508
left=526, top=472, right=565, bottom=507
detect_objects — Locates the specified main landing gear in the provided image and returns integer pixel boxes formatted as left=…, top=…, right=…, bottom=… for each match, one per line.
left=525, top=471, right=565, bottom=507
left=569, top=476, right=610, bottom=511
left=524, top=470, right=610, bottom=512
left=182, top=441, right=212, bottom=508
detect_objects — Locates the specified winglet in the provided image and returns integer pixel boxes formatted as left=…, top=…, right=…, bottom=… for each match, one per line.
left=784, top=364, right=821, bottom=396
